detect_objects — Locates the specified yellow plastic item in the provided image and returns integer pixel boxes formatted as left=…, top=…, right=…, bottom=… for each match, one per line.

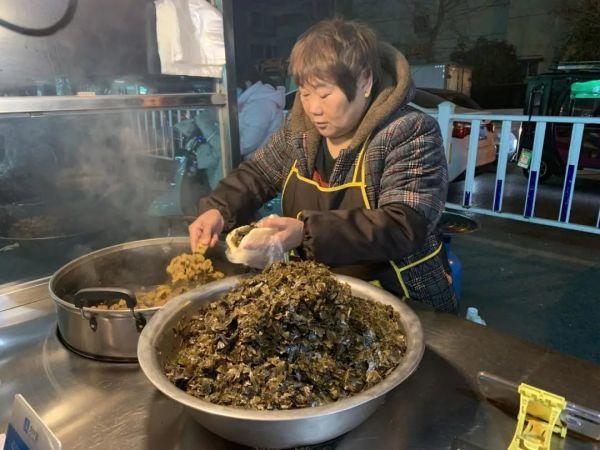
left=508, top=383, right=567, bottom=450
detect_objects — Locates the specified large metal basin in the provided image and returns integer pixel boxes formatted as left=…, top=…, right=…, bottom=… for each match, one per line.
left=138, top=275, right=425, bottom=448
left=49, top=237, right=246, bottom=361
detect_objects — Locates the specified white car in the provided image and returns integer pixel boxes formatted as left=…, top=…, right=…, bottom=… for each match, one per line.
left=410, top=89, right=500, bottom=182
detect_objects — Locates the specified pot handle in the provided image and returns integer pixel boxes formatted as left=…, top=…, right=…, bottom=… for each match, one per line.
left=73, top=287, right=137, bottom=309
left=73, top=287, right=147, bottom=333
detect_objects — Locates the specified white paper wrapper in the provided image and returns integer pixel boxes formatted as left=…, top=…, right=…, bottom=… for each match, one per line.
left=225, top=223, right=284, bottom=269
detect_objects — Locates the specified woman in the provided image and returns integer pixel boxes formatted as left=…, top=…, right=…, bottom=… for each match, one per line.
left=189, top=19, right=456, bottom=312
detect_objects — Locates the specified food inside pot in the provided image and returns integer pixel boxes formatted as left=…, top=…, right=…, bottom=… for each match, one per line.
left=91, top=246, right=225, bottom=310
left=164, top=261, right=406, bottom=410
left=7, top=215, right=82, bottom=238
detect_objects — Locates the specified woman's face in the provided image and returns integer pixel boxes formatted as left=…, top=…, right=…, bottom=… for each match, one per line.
left=298, top=74, right=372, bottom=139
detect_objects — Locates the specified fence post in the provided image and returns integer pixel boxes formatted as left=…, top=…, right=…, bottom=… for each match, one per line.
left=463, top=119, right=481, bottom=207
left=437, top=101, right=455, bottom=162
left=523, top=121, right=546, bottom=218
left=559, top=123, right=584, bottom=222
left=493, top=120, right=512, bottom=212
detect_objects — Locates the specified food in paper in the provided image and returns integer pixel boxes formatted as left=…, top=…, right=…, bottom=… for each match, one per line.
left=225, top=224, right=283, bottom=269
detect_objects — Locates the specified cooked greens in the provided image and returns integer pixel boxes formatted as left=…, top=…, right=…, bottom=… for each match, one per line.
left=164, top=261, right=406, bottom=410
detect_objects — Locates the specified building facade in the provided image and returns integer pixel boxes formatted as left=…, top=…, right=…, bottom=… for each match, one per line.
left=234, top=0, right=569, bottom=85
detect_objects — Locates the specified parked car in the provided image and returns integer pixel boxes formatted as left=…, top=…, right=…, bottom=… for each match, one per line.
left=421, top=87, right=519, bottom=161
left=418, top=88, right=481, bottom=109
left=410, top=89, right=502, bottom=181
left=518, top=64, right=600, bottom=182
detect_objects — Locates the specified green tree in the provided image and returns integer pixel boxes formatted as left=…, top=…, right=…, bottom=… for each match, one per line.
left=559, top=0, right=600, bottom=61
left=450, top=37, right=523, bottom=88
left=403, top=0, right=465, bottom=62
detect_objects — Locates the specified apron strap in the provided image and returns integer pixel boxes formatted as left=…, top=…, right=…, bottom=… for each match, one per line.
left=389, top=243, right=444, bottom=299
left=352, top=134, right=372, bottom=184
left=350, top=134, right=445, bottom=300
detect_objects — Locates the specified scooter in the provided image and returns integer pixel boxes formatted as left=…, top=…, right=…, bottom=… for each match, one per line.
left=147, top=117, right=212, bottom=232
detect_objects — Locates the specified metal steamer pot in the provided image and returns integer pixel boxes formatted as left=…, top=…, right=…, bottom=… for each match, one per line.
left=138, top=275, right=425, bottom=448
left=49, top=237, right=245, bottom=362
left=0, top=201, right=104, bottom=254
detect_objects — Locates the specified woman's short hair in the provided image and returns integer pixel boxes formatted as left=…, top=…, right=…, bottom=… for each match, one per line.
left=289, top=19, right=382, bottom=102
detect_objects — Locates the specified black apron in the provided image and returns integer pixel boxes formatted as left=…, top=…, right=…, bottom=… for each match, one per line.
left=281, top=139, right=442, bottom=299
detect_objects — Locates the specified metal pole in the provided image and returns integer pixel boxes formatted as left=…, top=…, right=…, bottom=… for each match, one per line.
left=493, top=121, right=512, bottom=213
left=144, top=111, right=150, bottom=154
left=168, top=110, right=174, bottom=159
left=219, top=0, right=241, bottom=175
left=559, top=123, right=584, bottom=223
left=523, top=122, right=546, bottom=218
left=463, top=119, right=481, bottom=207
left=152, top=110, right=158, bottom=155
left=159, top=110, right=166, bottom=157
left=176, top=110, right=182, bottom=153
left=437, top=101, right=455, bottom=162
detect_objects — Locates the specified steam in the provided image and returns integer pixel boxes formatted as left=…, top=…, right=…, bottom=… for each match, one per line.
left=0, top=106, right=215, bottom=286
left=0, top=0, right=217, bottom=284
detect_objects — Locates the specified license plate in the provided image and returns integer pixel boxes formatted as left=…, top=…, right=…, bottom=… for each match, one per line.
left=518, top=149, right=532, bottom=169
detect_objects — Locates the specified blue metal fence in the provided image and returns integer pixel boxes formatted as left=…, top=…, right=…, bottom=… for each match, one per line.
left=434, top=102, right=600, bottom=235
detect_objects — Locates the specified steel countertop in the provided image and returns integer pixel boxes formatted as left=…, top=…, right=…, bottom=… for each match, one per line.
left=1, top=279, right=599, bottom=450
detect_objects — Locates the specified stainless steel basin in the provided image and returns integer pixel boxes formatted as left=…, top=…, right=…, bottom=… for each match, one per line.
left=138, top=275, right=425, bottom=448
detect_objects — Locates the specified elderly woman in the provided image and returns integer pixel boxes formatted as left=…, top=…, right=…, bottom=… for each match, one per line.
left=189, top=19, right=456, bottom=312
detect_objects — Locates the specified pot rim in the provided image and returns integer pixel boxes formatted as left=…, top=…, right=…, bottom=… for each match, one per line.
left=48, top=236, right=202, bottom=315
left=138, top=274, right=425, bottom=422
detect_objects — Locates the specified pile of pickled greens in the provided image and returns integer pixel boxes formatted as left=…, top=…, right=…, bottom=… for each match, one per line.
left=164, top=261, right=406, bottom=410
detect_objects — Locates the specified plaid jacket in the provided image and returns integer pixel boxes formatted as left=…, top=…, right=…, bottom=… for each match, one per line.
left=200, top=43, right=457, bottom=312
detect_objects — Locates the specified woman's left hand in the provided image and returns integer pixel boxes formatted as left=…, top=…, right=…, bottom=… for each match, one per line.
left=244, top=216, right=304, bottom=252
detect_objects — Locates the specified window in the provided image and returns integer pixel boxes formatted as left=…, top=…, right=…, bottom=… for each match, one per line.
left=412, top=89, right=446, bottom=108
left=442, top=93, right=480, bottom=109
left=519, top=58, right=543, bottom=79
left=572, top=98, right=600, bottom=117
left=558, top=86, right=600, bottom=117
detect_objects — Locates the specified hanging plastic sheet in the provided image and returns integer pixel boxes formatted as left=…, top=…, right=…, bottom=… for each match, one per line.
left=155, top=0, right=225, bottom=78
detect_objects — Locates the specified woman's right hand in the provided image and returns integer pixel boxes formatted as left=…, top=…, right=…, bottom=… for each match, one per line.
left=189, top=209, right=224, bottom=250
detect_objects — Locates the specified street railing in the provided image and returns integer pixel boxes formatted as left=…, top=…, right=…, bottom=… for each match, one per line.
left=134, top=108, right=204, bottom=160
left=135, top=102, right=600, bottom=235
left=435, top=102, right=600, bottom=235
